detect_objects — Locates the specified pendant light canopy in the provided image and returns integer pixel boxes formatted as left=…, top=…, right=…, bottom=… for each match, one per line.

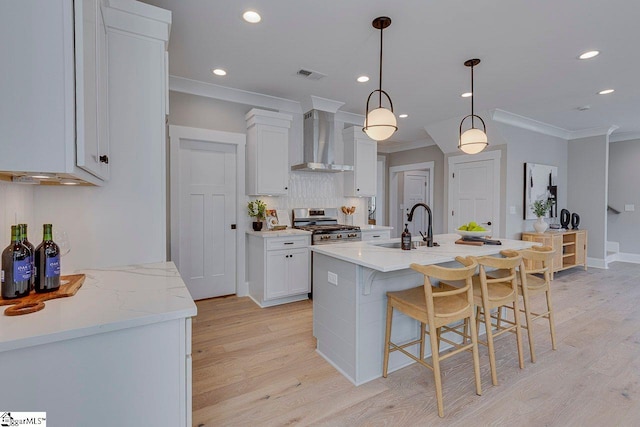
left=363, top=17, right=397, bottom=141
left=459, top=58, right=488, bottom=154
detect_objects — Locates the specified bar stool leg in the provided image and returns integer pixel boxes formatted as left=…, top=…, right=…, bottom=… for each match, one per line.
left=420, top=322, right=426, bottom=360
left=429, top=326, right=445, bottom=417
left=512, top=300, right=525, bottom=369
left=521, top=288, right=537, bottom=363
left=383, top=303, right=393, bottom=378
left=546, top=289, right=557, bottom=350
left=482, top=304, right=499, bottom=386
left=468, top=311, right=482, bottom=396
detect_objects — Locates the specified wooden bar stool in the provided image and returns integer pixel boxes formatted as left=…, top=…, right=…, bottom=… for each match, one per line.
left=490, top=246, right=556, bottom=363
left=382, top=256, right=481, bottom=418
left=441, top=253, right=525, bottom=386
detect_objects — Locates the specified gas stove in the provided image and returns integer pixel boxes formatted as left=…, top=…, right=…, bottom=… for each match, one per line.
left=292, top=208, right=361, bottom=245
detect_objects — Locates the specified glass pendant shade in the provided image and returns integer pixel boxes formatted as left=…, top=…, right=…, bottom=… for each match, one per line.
left=459, top=128, right=488, bottom=154
left=364, top=107, right=397, bottom=141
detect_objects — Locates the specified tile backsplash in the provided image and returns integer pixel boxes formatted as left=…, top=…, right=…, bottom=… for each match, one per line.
left=257, top=172, right=369, bottom=225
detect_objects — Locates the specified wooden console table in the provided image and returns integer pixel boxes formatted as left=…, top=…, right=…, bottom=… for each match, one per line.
left=521, top=230, right=587, bottom=279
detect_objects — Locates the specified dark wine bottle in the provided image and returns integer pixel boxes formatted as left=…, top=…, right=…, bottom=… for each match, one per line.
left=19, top=224, right=35, bottom=291
left=1, top=225, right=31, bottom=299
left=35, top=224, right=61, bottom=293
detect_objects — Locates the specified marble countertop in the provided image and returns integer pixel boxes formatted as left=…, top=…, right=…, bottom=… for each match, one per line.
left=246, top=228, right=311, bottom=238
left=0, top=261, right=197, bottom=353
left=310, top=233, right=536, bottom=272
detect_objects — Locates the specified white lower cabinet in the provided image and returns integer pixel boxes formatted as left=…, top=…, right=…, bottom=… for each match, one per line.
left=360, top=229, right=391, bottom=241
left=248, top=233, right=311, bottom=307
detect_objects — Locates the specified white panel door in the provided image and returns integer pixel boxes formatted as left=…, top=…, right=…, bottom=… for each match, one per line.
left=403, top=171, right=428, bottom=237
left=451, top=159, right=494, bottom=231
left=179, top=140, right=236, bottom=299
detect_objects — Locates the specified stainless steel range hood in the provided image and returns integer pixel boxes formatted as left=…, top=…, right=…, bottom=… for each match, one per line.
left=291, top=109, right=354, bottom=172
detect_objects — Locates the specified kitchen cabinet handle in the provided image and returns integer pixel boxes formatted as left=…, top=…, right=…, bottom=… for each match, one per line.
left=285, top=187, right=288, bottom=190
left=99, top=155, right=109, bottom=164
left=284, top=242, right=294, bottom=245
left=373, top=235, right=381, bottom=238
left=357, top=188, right=360, bottom=192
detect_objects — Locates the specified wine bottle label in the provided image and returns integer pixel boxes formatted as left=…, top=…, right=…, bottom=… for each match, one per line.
left=46, top=255, right=61, bottom=278
left=14, top=258, right=31, bottom=281
left=1, top=270, right=4, bottom=283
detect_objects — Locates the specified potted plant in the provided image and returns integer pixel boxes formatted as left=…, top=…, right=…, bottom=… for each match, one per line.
left=248, top=199, right=266, bottom=231
left=531, top=198, right=553, bottom=233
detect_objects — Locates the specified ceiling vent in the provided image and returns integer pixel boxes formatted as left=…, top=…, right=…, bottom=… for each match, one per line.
left=296, top=68, right=326, bottom=80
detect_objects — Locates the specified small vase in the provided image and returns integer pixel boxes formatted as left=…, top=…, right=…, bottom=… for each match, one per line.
left=252, top=221, right=263, bottom=231
left=533, top=217, right=548, bottom=233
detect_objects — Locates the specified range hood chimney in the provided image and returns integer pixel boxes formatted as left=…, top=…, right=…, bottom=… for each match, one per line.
left=291, top=97, right=353, bottom=172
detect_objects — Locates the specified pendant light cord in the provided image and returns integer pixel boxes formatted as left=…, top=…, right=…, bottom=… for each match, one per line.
left=378, top=25, right=383, bottom=107
left=470, top=64, right=475, bottom=128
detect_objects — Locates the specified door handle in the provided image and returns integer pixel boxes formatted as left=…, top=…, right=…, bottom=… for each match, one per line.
left=482, top=221, right=492, bottom=226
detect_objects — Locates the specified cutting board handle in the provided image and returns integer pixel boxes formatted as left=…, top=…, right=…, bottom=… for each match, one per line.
left=5, top=301, right=46, bottom=316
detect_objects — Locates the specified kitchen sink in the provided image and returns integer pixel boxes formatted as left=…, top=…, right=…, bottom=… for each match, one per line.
left=372, top=241, right=430, bottom=249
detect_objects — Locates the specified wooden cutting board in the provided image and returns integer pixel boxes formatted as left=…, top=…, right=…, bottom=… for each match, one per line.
left=0, top=274, right=85, bottom=316
left=455, top=238, right=484, bottom=246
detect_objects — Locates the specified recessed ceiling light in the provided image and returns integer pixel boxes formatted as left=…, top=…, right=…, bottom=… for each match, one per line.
left=598, top=89, right=614, bottom=95
left=242, top=10, right=261, bottom=23
left=461, top=92, right=472, bottom=98
left=578, top=50, right=600, bottom=60
left=212, top=68, right=227, bottom=76
left=399, top=114, right=408, bottom=118
left=357, top=75, right=370, bottom=83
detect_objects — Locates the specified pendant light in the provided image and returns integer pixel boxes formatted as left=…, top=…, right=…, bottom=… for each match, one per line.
left=363, top=16, right=397, bottom=141
left=459, top=58, right=488, bottom=154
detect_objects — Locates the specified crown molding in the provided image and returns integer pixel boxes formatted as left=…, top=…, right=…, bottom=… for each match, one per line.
left=569, top=125, right=619, bottom=140
left=336, top=110, right=364, bottom=126
left=609, top=131, right=640, bottom=143
left=168, top=76, right=302, bottom=114
left=377, top=139, right=435, bottom=154
left=490, top=109, right=570, bottom=139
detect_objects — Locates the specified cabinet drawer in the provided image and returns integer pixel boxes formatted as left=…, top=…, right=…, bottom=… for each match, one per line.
left=266, top=236, right=310, bottom=250
left=361, top=230, right=391, bottom=241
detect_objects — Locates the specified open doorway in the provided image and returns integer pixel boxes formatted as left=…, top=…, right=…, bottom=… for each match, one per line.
left=389, top=162, right=434, bottom=238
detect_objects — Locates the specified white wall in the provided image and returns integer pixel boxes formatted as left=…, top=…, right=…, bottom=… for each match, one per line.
left=608, top=138, right=640, bottom=254
left=0, top=183, right=35, bottom=246
left=568, top=135, right=609, bottom=262
left=498, top=123, right=568, bottom=239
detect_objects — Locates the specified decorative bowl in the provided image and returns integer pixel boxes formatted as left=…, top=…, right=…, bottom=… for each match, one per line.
left=457, top=229, right=492, bottom=237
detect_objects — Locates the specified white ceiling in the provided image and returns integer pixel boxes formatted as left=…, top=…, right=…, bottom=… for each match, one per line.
left=140, top=0, right=640, bottom=144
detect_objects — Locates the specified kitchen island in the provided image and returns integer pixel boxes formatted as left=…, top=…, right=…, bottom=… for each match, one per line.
left=0, top=262, right=197, bottom=426
left=310, top=233, right=534, bottom=385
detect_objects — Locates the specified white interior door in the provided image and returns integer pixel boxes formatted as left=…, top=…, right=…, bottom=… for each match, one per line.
left=177, top=139, right=236, bottom=300
left=450, top=159, right=496, bottom=233
left=403, top=171, right=428, bottom=236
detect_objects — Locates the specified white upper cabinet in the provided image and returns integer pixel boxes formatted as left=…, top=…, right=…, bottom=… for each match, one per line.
left=0, top=0, right=109, bottom=185
left=75, top=0, right=110, bottom=180
left=246, top=109, right=292, bottom=196
left=343, top=127, right=377, bottom=197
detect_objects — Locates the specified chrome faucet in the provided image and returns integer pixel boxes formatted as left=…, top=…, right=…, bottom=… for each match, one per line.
left=407, top=203, right=434, bottom=247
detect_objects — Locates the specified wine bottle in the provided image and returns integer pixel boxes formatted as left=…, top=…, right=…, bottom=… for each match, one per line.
left=401, top=223, right=412, bottom=251
left=1, top=225, right=31, bottom=299
left=19, top=224, right=35, bottom=291
left=35, top=224, right=61, bottom=293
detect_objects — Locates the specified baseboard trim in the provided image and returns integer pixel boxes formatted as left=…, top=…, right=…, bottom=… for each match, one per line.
left=587, top=257, right=608, bottom=269
left=614, top=252, right=640, bottom=264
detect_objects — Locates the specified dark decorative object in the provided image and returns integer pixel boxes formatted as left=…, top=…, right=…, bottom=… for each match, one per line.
left=571, top=213, right=580, bottom=230
left=560, top=209, right=571, bottom=229
left=252, top=221, right=263, bottom=231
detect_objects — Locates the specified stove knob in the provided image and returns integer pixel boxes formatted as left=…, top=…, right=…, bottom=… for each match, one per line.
left=337, top=234, right=342, bottom=239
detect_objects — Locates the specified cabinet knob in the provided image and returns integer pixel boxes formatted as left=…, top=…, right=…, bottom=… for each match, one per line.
left=357, top=188, right=360, bottom=192
left=99, top=155, right=109, bottom=164
left=284, top=187, right=288, bottom=190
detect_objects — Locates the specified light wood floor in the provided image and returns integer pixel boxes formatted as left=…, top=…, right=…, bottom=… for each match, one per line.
left=192, top=262, right=640, bottom=426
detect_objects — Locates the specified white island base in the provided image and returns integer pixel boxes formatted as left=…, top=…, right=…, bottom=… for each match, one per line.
left=311, top=234, right=534, bottom=385
left=0, top=262, right=197, bottom=426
